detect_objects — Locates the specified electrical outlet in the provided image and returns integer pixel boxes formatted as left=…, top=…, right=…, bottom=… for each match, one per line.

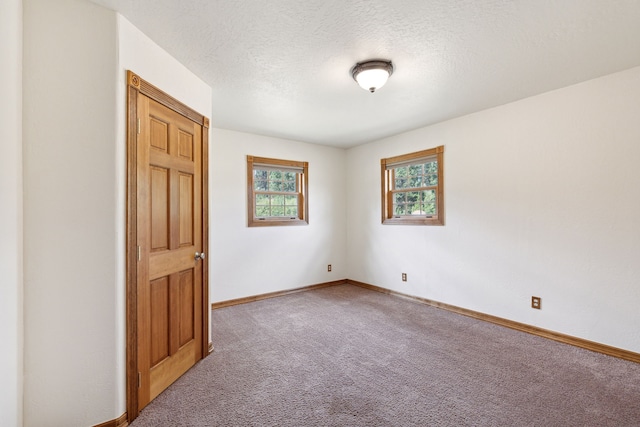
left=531, top=296, right=541, bottom=310
left=402, top=273, right=407, bottom=282
left=327, top=264, right=332, bottom=272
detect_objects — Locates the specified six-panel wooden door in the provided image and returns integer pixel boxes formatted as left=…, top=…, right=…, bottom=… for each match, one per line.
left=136, top=94, right=204, bottom=410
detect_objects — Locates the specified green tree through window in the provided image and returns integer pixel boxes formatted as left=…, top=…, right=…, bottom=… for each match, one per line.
left=381, top=146, right=444, bottom=225
left=247, top=156, right=308, bottom=227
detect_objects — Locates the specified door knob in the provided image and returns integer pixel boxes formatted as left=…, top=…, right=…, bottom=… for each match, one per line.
left=195, top=252, right=206, bottom=261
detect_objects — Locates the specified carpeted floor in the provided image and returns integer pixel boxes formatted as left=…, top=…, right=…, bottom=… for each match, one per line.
left=130, top=284, right=640, bottom=426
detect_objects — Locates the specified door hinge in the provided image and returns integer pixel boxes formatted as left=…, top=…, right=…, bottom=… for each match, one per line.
left=138, top=372, right=141, bottom=388
left=137, top=118, right=141, bottom=134
left=137, top=246, right=141, bottom=262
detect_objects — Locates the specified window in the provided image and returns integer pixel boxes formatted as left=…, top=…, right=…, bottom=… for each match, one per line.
left=247, top=155, right=308, bottom=227
left=381, top=146, right=444, bottom=225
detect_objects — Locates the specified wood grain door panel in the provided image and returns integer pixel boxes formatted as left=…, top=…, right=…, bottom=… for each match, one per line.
left=127, top=71, right=210, bottom=423
left=137, top=94, right=203, bottom=410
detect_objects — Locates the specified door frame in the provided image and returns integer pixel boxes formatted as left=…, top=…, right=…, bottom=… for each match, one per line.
left=126, top=70, right=211, bottom=421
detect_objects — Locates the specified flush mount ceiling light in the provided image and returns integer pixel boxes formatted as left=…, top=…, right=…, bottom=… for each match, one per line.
left=351, top=60, right=394, bottom=93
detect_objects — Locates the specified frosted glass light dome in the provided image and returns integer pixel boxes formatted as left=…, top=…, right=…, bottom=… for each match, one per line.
left=352, top=60, right=394, bottom=93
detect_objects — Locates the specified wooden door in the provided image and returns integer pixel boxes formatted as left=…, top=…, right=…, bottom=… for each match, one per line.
left=136, top=94, right=204, bottom=409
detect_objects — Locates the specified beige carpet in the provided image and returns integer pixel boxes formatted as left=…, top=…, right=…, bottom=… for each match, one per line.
left=130, top=284, right=640, bottom=426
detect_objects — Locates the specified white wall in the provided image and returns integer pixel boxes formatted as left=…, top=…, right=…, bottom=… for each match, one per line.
left=0, top=0, right=23, bottom=425
left=347, top=66, right=640, bottom=353
left=22, top=3, right=213, bottom=425
left=23, top=0, right=119, bottom=425
left=210, top=128, right=347, bottom=302
left=116, top=16, right=212, bottom=124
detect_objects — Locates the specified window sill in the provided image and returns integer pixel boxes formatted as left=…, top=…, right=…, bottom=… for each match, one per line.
left=249, top=218, right=309, bottom=227
left=382, top=217, right=444, bottom=226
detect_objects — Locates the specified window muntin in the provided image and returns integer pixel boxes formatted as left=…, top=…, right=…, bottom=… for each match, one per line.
left=247, top=156, right=308, bottom=227
left=254, top=169, right=298, bottom=218
left=392, top=159, right=438, bottom=216
left=381, top=146, right=444, bottom=225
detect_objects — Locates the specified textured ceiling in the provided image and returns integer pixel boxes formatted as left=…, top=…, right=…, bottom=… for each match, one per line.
left=90, top=0, right=640, bottom=148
